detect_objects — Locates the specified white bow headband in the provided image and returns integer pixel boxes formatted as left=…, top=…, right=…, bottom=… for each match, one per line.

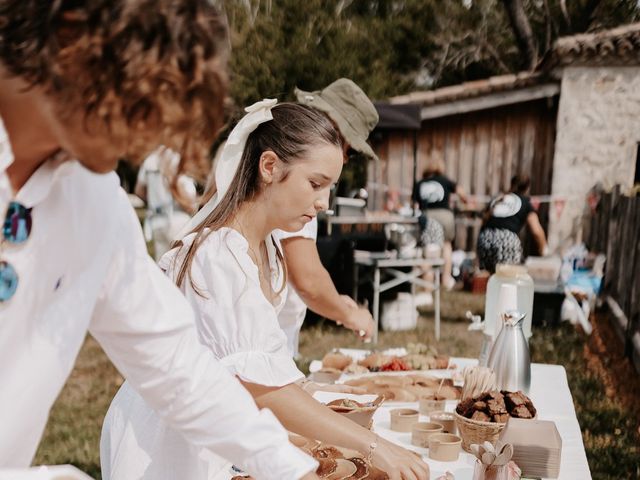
left=175, top=98, right=278, bottom=239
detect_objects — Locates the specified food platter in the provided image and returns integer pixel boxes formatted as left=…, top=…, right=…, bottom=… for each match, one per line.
left=309, top=348, right=478, bottom=381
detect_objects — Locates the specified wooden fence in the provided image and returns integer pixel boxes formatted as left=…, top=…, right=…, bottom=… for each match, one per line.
left=587, top=186, right=640, bottom=372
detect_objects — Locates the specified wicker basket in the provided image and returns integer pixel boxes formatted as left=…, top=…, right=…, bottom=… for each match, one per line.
left=453, top=411, right=507, bottom=452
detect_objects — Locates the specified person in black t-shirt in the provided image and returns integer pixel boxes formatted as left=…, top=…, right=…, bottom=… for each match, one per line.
left=412, top=159, right=468, bottom=289
left=477, top=174, right=547, bottom=273
left=413, top=173, right=457, bottom=211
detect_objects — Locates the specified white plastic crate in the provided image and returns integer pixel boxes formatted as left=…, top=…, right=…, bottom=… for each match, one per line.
left=381, top=292, right=418, bottom=331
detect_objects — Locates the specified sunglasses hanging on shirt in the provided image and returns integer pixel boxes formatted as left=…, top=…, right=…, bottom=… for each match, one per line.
left=0, top=201, right=32, bottom=302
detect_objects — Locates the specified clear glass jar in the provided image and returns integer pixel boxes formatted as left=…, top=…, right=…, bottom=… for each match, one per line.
left=479, top=264, right=534, bottom=365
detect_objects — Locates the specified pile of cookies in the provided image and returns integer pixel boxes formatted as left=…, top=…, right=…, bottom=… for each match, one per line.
left=455, top=390, right=537, bottom=423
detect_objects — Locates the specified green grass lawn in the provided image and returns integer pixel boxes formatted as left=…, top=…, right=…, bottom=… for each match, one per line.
left=34, top=290, right=639, bottom=479
left=528, top=320, right=639, bottom=479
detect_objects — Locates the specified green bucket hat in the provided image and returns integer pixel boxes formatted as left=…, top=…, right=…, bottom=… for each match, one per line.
left=295, top=78, right=379, bottom=161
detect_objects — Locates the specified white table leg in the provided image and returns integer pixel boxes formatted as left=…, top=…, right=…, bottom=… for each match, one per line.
left=373, top=266, right=380, bottom=344
left=435, top=265, right=441, bottom=341
left=410, top=267, right=417, bottom=297
left=353, top=261, right=359, bottom=300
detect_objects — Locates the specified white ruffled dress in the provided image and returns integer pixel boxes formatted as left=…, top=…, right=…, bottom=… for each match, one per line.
left=100, top=228, right=305, bottom=480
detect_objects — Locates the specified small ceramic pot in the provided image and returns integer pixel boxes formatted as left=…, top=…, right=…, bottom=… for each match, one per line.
left=411, top=422, right=444, bottom=448
left=428, top=433, right=462, bottom=462
left=389, top=408, right=419, bottom=432
left=429, top=410, right=457, bottom=434
left=419, top=394, right=446, bottom=415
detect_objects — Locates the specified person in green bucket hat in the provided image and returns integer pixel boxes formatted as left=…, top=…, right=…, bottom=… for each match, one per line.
left=273, top=78, right=379, bottom=359
left=295, top=78, right=379, bottom=162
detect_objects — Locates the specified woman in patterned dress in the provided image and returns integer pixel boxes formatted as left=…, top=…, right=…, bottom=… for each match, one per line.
left=477, top=175, right=547, bottom=273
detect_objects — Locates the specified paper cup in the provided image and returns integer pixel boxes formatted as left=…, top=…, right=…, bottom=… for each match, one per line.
left=411, top=422, right=444, bottom=448
left=389, top=408, right=419, bottom=432
left=429, top=410, right=457, bottom=434
left=428, top=433, right=462, bottom=462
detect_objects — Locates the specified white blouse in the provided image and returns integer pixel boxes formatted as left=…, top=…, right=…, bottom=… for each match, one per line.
left=161, top=227, right=304, bottom=386
left=102, top=228, right=305, bottom=479
left=0, top=113, right=314, bottom=479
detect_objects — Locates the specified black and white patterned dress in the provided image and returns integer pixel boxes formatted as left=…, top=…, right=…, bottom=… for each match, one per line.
left=477, top=228, right=523, bottom=273
left=477, top=193, right=534, bottom=273
left=421, top=217, right=445, bottom=247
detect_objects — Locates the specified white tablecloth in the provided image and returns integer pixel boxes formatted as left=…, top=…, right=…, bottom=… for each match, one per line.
left=0, top=465, right=94, bottom=479
left=349, top=360, right=591, bottom=480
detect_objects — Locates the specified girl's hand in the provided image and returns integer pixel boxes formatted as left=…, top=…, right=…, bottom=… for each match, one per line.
left=371, top=438, right=430, bottom=480
left=344, top=306, right=374, bottom=341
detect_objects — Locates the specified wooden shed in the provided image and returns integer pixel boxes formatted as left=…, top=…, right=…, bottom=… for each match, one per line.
left=370, top=72, right=560, bottom=251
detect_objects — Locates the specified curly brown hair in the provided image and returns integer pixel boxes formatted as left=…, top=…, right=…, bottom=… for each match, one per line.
left=0, top=0, right=229, bottom=181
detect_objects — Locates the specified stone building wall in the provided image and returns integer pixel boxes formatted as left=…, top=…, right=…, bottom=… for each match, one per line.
left=548, top=66, right=640, bottom=251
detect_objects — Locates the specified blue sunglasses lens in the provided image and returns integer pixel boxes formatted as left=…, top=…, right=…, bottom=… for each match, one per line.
left=0, top=261, right=18, bottom=302
left=3, top=201, right=32, bottom=244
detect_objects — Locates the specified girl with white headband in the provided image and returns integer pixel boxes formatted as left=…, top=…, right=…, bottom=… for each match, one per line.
left=101, top=100, right=430, bottom=480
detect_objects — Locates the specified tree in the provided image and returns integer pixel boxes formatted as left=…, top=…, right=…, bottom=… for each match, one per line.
left=501, top=0, right=538, bottom=70
left=502, top=0, right=640, bottom=69
left=224, top=0, right=424, bottom=105
left=220, top=0, right=640, bottom=107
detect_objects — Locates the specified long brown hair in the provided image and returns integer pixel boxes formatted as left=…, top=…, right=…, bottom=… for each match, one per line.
left=173, top=102, right=342, bottom=293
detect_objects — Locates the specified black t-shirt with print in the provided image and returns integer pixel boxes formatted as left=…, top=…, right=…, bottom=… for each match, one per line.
left=412, top=174, right=457, bottom=210
left=484, top=193, right=534, bottom=234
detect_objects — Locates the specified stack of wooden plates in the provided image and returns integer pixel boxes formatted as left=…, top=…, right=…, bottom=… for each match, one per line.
left=500, top=418, right=562, bottom=478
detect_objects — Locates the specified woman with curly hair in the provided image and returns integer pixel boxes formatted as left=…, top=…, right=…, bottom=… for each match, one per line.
left=0, top=2, right=318, bottom=478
